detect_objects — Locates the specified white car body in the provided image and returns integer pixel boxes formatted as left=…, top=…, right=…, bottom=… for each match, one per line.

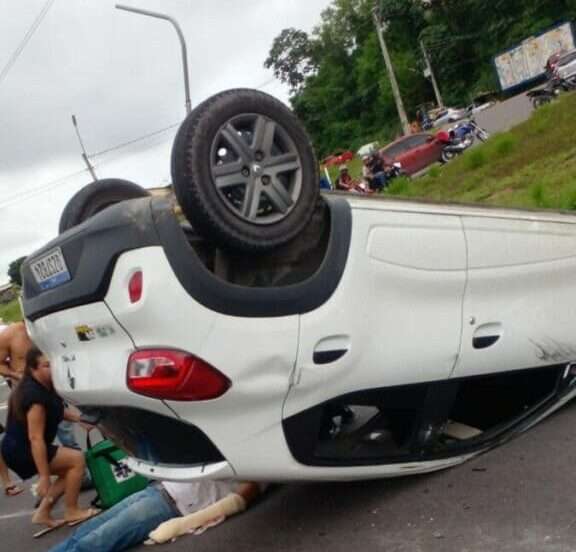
left=22, top=194, right=576, bottom=482
left=555, top=50, right=576, bottom=81
left=431, top=107, right=467, bottom=127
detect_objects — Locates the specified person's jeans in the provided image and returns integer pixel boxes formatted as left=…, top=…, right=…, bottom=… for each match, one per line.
left=48, top=485, right=179, bottom=552
left=57, top=421, right=92, bottom=486
left=57, top=421, right=80, bottom=449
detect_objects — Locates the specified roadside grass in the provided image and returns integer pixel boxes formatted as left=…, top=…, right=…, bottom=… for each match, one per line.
left=0, top=297, right=22, bottom=323
left=387, top=93, right=576, bottom=210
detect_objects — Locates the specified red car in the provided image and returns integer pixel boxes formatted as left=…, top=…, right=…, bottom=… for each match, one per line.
left=379, top=133, right=444, bottom=176
left=320, top=149, right=355, bottom=167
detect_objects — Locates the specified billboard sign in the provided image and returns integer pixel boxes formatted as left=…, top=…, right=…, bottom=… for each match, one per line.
left=494, top=22, right=575, bottom=91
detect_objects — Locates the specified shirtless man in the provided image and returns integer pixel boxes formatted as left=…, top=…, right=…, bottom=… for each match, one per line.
left=0, top=321, right=33, bottom=386
left=0, top=321, right=30, bottom=496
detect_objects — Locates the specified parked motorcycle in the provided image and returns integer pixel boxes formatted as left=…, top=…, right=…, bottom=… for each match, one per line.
left=527, top=77, right=576, bottom=109
left=436, top=117, right=490, bottom=164
left=449, top=115, right=490, bottom=145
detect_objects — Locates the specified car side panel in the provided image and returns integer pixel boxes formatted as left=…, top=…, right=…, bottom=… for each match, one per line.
left=453, top=216, right=576, bottom=378
left=26, top=302, right=176, bottom=419
left=104, top=247, right=300, bottom=478
left=284, top=206, right=467, bottom=419
left=411, top=143, right=436, bottom=173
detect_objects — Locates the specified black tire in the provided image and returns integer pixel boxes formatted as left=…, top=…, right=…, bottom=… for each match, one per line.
left=532, top=96, right=550, bottom=109
left=171, top=88, right=320, bottom=253
left=59, top=178, right=150, bottom=233
left=441, top=149, right=456, bottom=164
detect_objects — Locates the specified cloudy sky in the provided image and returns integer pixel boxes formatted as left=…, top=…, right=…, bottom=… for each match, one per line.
left=0, top=0, right=333, bottom=284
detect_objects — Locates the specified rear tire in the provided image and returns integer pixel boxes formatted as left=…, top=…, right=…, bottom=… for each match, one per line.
left=441, top=150, right=456, bottom=164
left=171, top=88, right=320, bottom=254
left=59, top=179, right=150, bottom=233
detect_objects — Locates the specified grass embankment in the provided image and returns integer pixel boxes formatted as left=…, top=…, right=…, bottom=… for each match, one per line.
left=387, top=93, right=576, bottom=210
left=0, top=297, right=22, bottom=323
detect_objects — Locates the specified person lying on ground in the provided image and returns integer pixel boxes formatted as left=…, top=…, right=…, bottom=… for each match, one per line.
left=1, top=347, right=96, bottom=533
left=47, top=479, right=265, bottom=552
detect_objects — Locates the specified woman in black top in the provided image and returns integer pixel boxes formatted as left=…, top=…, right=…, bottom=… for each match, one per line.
left=2, top=347, right=97, bottom=531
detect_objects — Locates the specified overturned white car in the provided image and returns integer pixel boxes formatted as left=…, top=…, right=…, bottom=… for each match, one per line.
left=21, top=89, right=576, bottom=482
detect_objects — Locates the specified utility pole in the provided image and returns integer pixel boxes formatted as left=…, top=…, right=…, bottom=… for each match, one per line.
left=372, top=6, right=410, bottom=136
left=71, top=115, right=98, bottom=181
left=420, top=39, right=444, bottom=109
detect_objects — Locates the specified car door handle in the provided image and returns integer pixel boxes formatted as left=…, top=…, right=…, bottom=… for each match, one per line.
left=313, top=349, right=347, bottom=365
left=313, top=336, right=350, bottom=365
left=473, top=322, right=503, bottom=350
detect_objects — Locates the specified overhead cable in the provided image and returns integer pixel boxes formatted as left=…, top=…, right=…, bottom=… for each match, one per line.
left=0, top=0, right=57, bottom=87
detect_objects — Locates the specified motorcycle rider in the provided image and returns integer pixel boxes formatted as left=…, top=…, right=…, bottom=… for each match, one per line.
left=362, top=154, right=386, bottom=192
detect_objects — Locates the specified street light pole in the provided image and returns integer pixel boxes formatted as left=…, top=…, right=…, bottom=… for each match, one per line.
left=372, top=7, right=410, bottom=136
left=71, top=114, right=98, bottom=181
left=116, top=4, right=192, bottom=115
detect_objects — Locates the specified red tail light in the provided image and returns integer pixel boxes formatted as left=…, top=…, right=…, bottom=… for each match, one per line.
left=128, top=271, right=143, bottom=303
left=127, top=349, right=231, bottom=401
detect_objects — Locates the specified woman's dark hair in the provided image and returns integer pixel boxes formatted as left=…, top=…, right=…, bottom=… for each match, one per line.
left=8, top=346, right=45, bottom=423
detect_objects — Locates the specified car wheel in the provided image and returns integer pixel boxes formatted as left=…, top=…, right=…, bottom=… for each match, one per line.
left=441, top=150, right=456, bottom=164
left=171, top=88, right=320, bottom=253
left=59, top=178, right=150, bottom=233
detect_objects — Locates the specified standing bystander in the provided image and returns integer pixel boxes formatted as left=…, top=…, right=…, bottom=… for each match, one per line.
left=0, top=320, right=25, bottom=496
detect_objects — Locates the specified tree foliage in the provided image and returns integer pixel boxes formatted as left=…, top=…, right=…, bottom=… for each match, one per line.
left=8, top=256, right=26, bottom=287
left=264, top=28, right=319, bottom=93
left=265, top=0, right=576, bottom=155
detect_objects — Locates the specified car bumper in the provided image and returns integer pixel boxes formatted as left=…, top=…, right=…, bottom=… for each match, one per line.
left=126, top=458, right=236, bottom=481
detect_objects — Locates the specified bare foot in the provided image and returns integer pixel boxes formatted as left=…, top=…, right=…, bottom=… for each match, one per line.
left=65, top=507, right=100, bottom=526
left=31, top=511, right=65, bottom=528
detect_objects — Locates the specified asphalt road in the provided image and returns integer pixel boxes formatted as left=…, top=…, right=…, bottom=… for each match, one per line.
left=475, top=92, right=534, bottom=135
left=3, top=379, right=576, bottom=552
left=1, top=92, right=564, bottom=552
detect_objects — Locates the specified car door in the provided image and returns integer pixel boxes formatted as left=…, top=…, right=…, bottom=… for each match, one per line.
left=406, top=134, right=437, bottom=172
left=384, top=140, right=416, bottom=174
left=452, top=214, right=576, bottom=379
left=283, top=205, right=468, bottom=423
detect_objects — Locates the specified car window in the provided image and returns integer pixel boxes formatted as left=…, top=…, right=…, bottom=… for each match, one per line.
left=381, top=140, right=411, bottom=158
left=559, top=51, right=576, bottom=65
left=405, top=135, right=430, bottom=148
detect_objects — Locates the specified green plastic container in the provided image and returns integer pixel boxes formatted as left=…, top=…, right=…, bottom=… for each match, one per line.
left=85, top=438, right=149, bottom=509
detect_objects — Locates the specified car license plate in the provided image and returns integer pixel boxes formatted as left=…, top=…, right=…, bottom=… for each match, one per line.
left=31, top=248, right=71, bottom=290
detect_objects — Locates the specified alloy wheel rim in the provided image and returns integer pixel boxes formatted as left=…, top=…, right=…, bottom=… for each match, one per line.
left=209, top=113, right=303, bottom=225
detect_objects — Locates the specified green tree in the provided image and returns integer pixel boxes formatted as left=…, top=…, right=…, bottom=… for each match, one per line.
left=266, top=0, right=576, bottom=155
left=264, top=28, right=319, bottom=93
left=8, top=256, right=26, bottom=287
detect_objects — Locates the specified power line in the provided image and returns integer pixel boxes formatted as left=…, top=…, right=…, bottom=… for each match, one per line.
left=90, top=122, right=180, bottom=159
left=0, top=0, right=56, bottom=87
left=0, top=74, right=284, bottom=208
left=0, top=124, right=181, bottom=209
left=0, top=167, right=88, bottom=210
